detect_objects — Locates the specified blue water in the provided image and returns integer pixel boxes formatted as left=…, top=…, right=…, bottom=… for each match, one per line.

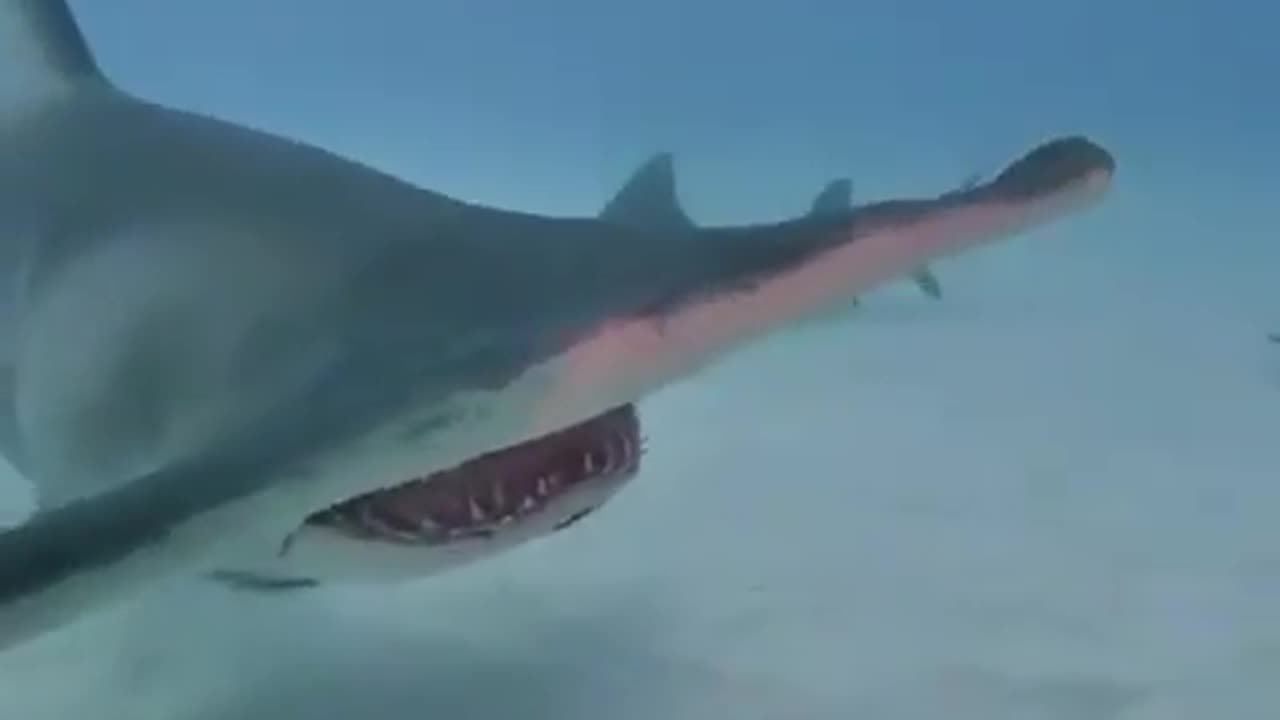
left=1, top=1, right=1277, bottom=718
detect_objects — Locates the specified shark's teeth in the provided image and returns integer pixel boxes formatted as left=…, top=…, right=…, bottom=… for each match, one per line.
left=360, top=505, right=420, bottom=543
left=307, top=405, right=644, bottom=547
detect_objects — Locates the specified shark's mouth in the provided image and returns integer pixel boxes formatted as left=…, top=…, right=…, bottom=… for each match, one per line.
left=303, top=405, right=642, bottom=545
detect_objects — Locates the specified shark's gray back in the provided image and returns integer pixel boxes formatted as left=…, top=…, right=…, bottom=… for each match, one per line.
left=1, top=90, right=447, bottom=265
left=0, top=87, right=851, bottom=508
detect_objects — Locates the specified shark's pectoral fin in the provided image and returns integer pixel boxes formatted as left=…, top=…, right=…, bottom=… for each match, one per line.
left=0, top=455, right=231, bottom=649
left=0, top=400, right=353, bottom=649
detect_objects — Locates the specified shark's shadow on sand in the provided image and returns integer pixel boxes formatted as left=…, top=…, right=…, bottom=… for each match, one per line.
left=179, top=581, right=846, bottom=720
left=174, top=578, right=1147, bottom=720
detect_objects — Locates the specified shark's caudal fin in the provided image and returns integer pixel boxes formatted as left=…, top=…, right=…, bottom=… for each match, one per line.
left=0, top=0, right=112, bottom=115
left=808, top=177, right=943, bottom=301
left=599, top=152, right=695, bottom=230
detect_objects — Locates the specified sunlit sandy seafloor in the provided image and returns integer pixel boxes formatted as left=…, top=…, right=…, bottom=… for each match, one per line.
left=2, top=177, right=1279, bottom=719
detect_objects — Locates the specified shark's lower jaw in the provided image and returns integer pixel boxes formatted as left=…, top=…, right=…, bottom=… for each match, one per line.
left=300, top=404, right=642, bottom=548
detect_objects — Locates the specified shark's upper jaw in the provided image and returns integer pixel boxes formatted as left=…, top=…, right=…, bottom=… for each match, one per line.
left=300, top=404, right=642, bottom=548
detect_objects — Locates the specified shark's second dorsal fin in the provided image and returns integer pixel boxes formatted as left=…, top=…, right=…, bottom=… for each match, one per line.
left=810, top=176, right=945, bottom=300
left=808, top=179, right=853, bottom=217
left=0, top=0, right=108, bottom=114
left=600, top=152, right=694, bottom=231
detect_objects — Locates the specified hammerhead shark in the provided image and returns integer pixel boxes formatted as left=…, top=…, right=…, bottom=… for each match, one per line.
left=0, top=0, right=1115, bottom=650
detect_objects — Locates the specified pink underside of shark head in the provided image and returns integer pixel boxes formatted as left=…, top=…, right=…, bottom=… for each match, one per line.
left=533, top=168, right=1112, bottom=433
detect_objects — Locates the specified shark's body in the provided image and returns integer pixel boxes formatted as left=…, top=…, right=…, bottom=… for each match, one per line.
left=0, top=1, right=1115, bottom=650
left=209, top=153, right=955, bottom=591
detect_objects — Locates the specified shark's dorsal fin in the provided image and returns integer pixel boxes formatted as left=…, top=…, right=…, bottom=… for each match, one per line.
left=1, top=0, right=108, bottom=114
left=810, top=176, right=944, bottom=300
left=809, top=178, right=857, bottom=305
left=808, top=178, right=853, bottom=217
left=600, top=152, right=694, bottom=230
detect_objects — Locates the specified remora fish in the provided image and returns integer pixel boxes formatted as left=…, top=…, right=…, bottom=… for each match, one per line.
left=0, top=1, right=1115, bottom=649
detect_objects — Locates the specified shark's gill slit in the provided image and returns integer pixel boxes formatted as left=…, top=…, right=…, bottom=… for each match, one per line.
left=304, top=404, right=642, bottom=544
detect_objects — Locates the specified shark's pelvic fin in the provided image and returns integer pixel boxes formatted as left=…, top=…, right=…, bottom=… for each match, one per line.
left=912, top=267, right=943, bottom=299
left=0, top=0, right=111, bottom=113
left=600, top=152, right=694, bottom=230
